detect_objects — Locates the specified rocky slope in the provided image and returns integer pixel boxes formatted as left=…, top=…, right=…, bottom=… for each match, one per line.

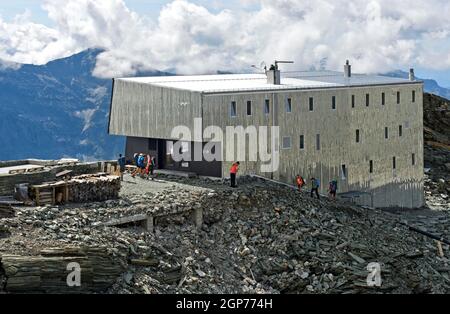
left=1, top=174, right=449, bottom=294
left=423, top=93, right=450, bottom=210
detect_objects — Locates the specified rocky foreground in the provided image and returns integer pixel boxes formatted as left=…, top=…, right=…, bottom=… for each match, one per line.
left=1, top=174, right=449, bottom=294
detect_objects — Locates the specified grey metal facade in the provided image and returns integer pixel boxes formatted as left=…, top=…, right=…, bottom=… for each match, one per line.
left=109, top=76, right=424, bottom=208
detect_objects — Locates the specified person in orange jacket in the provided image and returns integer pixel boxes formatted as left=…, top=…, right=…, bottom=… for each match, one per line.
left=296, top=175, right=305, bottom=191
left=230, top=162, right=240, bottom=188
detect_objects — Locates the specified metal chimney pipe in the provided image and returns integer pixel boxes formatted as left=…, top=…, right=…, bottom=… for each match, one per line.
left=409, top=68, right=415, bottom=81
left=344, top=60, right=352, bottom=78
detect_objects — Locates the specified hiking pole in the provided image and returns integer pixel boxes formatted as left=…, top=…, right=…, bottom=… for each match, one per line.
left=397, top=221, right=450, bottom=246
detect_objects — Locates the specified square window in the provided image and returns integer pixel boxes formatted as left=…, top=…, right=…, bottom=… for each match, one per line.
left=230, top=101, right=237, bottom=117
left=282, top=137, right=292, bottom=149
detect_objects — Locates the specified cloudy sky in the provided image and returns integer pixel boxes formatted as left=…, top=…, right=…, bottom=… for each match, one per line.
left=1, top=0, right=450, bottom=86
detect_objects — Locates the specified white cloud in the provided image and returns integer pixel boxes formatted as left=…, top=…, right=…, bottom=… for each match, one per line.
left=0, top=0, right=450, bottom=77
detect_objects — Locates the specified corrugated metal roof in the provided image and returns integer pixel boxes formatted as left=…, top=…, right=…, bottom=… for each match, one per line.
left=118, top=71, right=420, bottom=93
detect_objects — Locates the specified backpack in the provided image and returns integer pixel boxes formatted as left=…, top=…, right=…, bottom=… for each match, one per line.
left=138, top=156, right=145, bottom=167
left=332, top=180, right=338, bottom=191
left=315, top=179, right=321, bottom=189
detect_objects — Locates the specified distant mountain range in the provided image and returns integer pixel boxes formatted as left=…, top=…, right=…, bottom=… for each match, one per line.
left=0, top=49, right=169, bottom=161
left=0, top=49, right=449, bottom=161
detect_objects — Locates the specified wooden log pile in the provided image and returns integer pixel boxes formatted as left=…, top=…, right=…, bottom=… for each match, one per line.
left=0, top=246, right=124, bottom=293
left=0, top=204, right=15, bottom=219
left=68, top=174, right=121, bottom=203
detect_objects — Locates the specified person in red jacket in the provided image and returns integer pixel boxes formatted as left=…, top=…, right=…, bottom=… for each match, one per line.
left=296, top=175, right=305, bottom=191
left=230, top=162, right=240, bottom=188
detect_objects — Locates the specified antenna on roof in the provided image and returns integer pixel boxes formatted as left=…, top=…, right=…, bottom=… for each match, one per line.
left=274, top=60, right=294, bottom=71
left=251, top=61, right=267, bottom=73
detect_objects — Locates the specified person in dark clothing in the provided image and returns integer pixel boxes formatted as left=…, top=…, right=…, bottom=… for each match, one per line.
left=310, top=177, right=320, bottom=199
left=230, top=162, right=240, bottom=188
left=118, top=154, right=126, bottom=181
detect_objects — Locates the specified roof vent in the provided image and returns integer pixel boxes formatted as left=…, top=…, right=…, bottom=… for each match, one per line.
left=409, top=68, right=415, bottom=81
left=266, top=60, right=294, bottom=85
left=344, top=60, right=351, bottom=78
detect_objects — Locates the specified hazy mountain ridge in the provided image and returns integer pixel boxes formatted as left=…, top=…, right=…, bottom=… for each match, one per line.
left=384, top=70, right=450, bottom=99
left=0, top=49, right=169, bottom=161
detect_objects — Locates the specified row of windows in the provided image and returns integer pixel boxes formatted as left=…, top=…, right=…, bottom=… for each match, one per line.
left=355, top=125, right=405, bottom=143
left=230, top=90, right=417, bottom=117
left=336, top=154, right=416, bottom=178
left=283, top=125, right=409, bottom=151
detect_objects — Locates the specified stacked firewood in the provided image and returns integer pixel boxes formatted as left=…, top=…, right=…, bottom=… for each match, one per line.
left=0, top=204, right=14, bottom=219
left=68, top=175, right=121, bottom=203
left=0, top=246, right=124, bottom=293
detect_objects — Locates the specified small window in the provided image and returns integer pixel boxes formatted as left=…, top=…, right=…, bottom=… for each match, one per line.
left=247, top=101, right=252, bottom=116
left=332, top=96, right=336, bottom=110
left=282, top=137, right=292, bottom=149
left=366, top=94, right=370, bottom=107
left=393, top=157, right=396, bottom=169
left=351, top=95, right=355, bottom=108
left=286, top=98, right=292, bottom=113
left=397, top=91, right=401, bottom=104
left=309, top=97, right=314, bottom=111
left=230, top=101, right=237, bottom=117
left=264, top=99, right=270, bottom=115
left=385, top=127, right=389, bottom=139
left=399, top=125, right=403, bottom=137
left=341, top=164, right=347, bottom=180
left=412, top=153, right=416, bottom=166
left=382, top=92, right=385, bottom=106
left=300, top=135, right=305, bottom=150
left=370, top=160, right=373, bottom=174
left=316, top=134, right=320, bottom=151
left=412, top=90, right=416, bottom=103
left=356, top=129, right=360, bottom=143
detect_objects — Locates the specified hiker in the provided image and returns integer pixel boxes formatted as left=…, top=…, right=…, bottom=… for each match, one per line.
left=310, top=177, right=320, bottom=199
left=149, top=156, right=156, bottom=180
left=132, top=153, right=145, bottom=178
left=328, top=180, right=338, bottom=200
left=118, top=154, right=126, bottom=181
left=144, top=154, right=155, bottom=180
left=230, top=162, right=240, bottom=188
left=296, top=175, right=305, bottom=192
left=131, top=153, right=139, bottom=178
